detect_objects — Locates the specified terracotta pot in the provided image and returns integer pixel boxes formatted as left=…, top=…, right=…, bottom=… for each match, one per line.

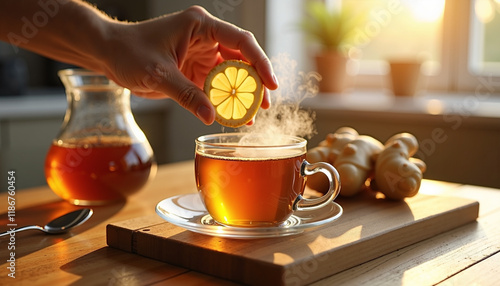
left=388, top=61, right=422, bottom=96
left=314, top=52, right=348, bottom=94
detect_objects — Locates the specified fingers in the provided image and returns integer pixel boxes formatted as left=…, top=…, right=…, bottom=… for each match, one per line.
left=127, top=6, right=277, bottom=126
left=218, top=45, right=246, bottom=61
left=262, top=88, right=271, bottom=109
left=145, top=62, right=215, bottom=125
left=209, top=17, right=279, bottom=91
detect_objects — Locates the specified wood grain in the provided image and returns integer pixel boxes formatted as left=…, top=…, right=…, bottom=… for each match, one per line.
left=107, top=192, right=479, bottom=285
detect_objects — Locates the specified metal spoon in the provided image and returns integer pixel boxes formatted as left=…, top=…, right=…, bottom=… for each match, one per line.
left=0, top=208, right=93, bottom=237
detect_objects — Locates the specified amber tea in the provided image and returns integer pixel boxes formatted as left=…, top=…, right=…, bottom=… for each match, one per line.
left=45, top=136, right=155, bottom=205
left=196, top=152, right=306, bottom=226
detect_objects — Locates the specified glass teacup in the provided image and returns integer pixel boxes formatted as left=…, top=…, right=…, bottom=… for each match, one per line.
left=195, top=133, right=340, bottom=227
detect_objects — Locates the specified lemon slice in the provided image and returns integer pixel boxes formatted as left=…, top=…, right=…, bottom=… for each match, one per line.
left=204, top=60, right=264, bottom=127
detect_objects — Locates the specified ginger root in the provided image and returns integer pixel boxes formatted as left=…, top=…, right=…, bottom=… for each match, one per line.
left=371, top=133, right=427, bottom=200
left=306, top=127, right=383, bottom=197
left=306, top=128, right=426, bottom=200
left=306, top=127, right=358, bottom=193
left=333, top=135, right=384, bottom=196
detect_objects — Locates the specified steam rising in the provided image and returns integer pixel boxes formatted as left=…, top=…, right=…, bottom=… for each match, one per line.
left=239, top=54, right=320, bottom=144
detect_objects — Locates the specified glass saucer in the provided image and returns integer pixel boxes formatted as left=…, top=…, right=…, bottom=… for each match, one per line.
left=155, top=193, right=343, bottom=239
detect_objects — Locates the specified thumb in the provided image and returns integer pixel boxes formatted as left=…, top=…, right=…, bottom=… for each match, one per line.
left=147, top=64, right=216, bottom=125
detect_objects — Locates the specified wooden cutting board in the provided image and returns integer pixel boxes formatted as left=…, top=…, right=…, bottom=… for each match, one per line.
left=107, top=192, right=479, bottom=286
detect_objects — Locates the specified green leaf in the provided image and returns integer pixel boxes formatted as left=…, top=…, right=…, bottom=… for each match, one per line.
left=299, top=1, right=366, bottom=54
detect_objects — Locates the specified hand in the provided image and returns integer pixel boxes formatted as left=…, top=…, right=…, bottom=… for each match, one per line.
left=98, top=6, right=279, bottom=125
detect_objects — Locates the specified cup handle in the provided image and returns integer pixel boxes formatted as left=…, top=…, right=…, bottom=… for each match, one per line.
left=293, top=160, right=341, bottom=211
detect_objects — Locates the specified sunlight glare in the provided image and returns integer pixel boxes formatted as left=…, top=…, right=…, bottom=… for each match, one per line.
left=405, top=0, right=445, bottom=22
left=475, top=0, right=495, bottom=23
left=273, top=252, right=295, bottom=264
left=426, top=99, right=444, bottom=115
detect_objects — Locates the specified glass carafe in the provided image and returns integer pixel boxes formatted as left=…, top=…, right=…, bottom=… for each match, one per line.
left=45, top=69, right=156, bottom=205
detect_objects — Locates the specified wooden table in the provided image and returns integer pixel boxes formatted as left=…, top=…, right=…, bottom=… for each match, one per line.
left=1, top=161, right=499, bottom=285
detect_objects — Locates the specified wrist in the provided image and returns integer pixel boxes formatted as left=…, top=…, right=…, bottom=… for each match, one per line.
left=67, top=2, right=116, bottom=72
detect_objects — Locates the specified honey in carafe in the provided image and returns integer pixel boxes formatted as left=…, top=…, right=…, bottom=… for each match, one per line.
left=46, top=69, right=156, bottom=205
left=45, top=136, right=155, bottom=205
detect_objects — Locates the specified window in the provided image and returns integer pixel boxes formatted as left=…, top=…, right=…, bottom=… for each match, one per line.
left=266, top=0, right=500, bottom=94
left=469, top=0, right=500, bottom=75
left=342, top=0, right=444, bottom=76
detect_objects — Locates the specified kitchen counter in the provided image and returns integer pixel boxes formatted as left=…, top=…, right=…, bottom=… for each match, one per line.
left=0, top=89, right=169, bottom=119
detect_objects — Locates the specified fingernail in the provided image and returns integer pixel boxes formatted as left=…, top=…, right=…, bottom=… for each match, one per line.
left=272, top=73, right=279, bottom=88
left=197, top=105, right=214, bottom=125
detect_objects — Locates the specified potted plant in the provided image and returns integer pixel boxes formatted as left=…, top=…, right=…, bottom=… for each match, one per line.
left=301, top=1, right=363, bottom=93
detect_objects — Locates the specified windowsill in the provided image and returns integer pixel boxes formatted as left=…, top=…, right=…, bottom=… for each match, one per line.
left=301, top=89, right=500, bottom=128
